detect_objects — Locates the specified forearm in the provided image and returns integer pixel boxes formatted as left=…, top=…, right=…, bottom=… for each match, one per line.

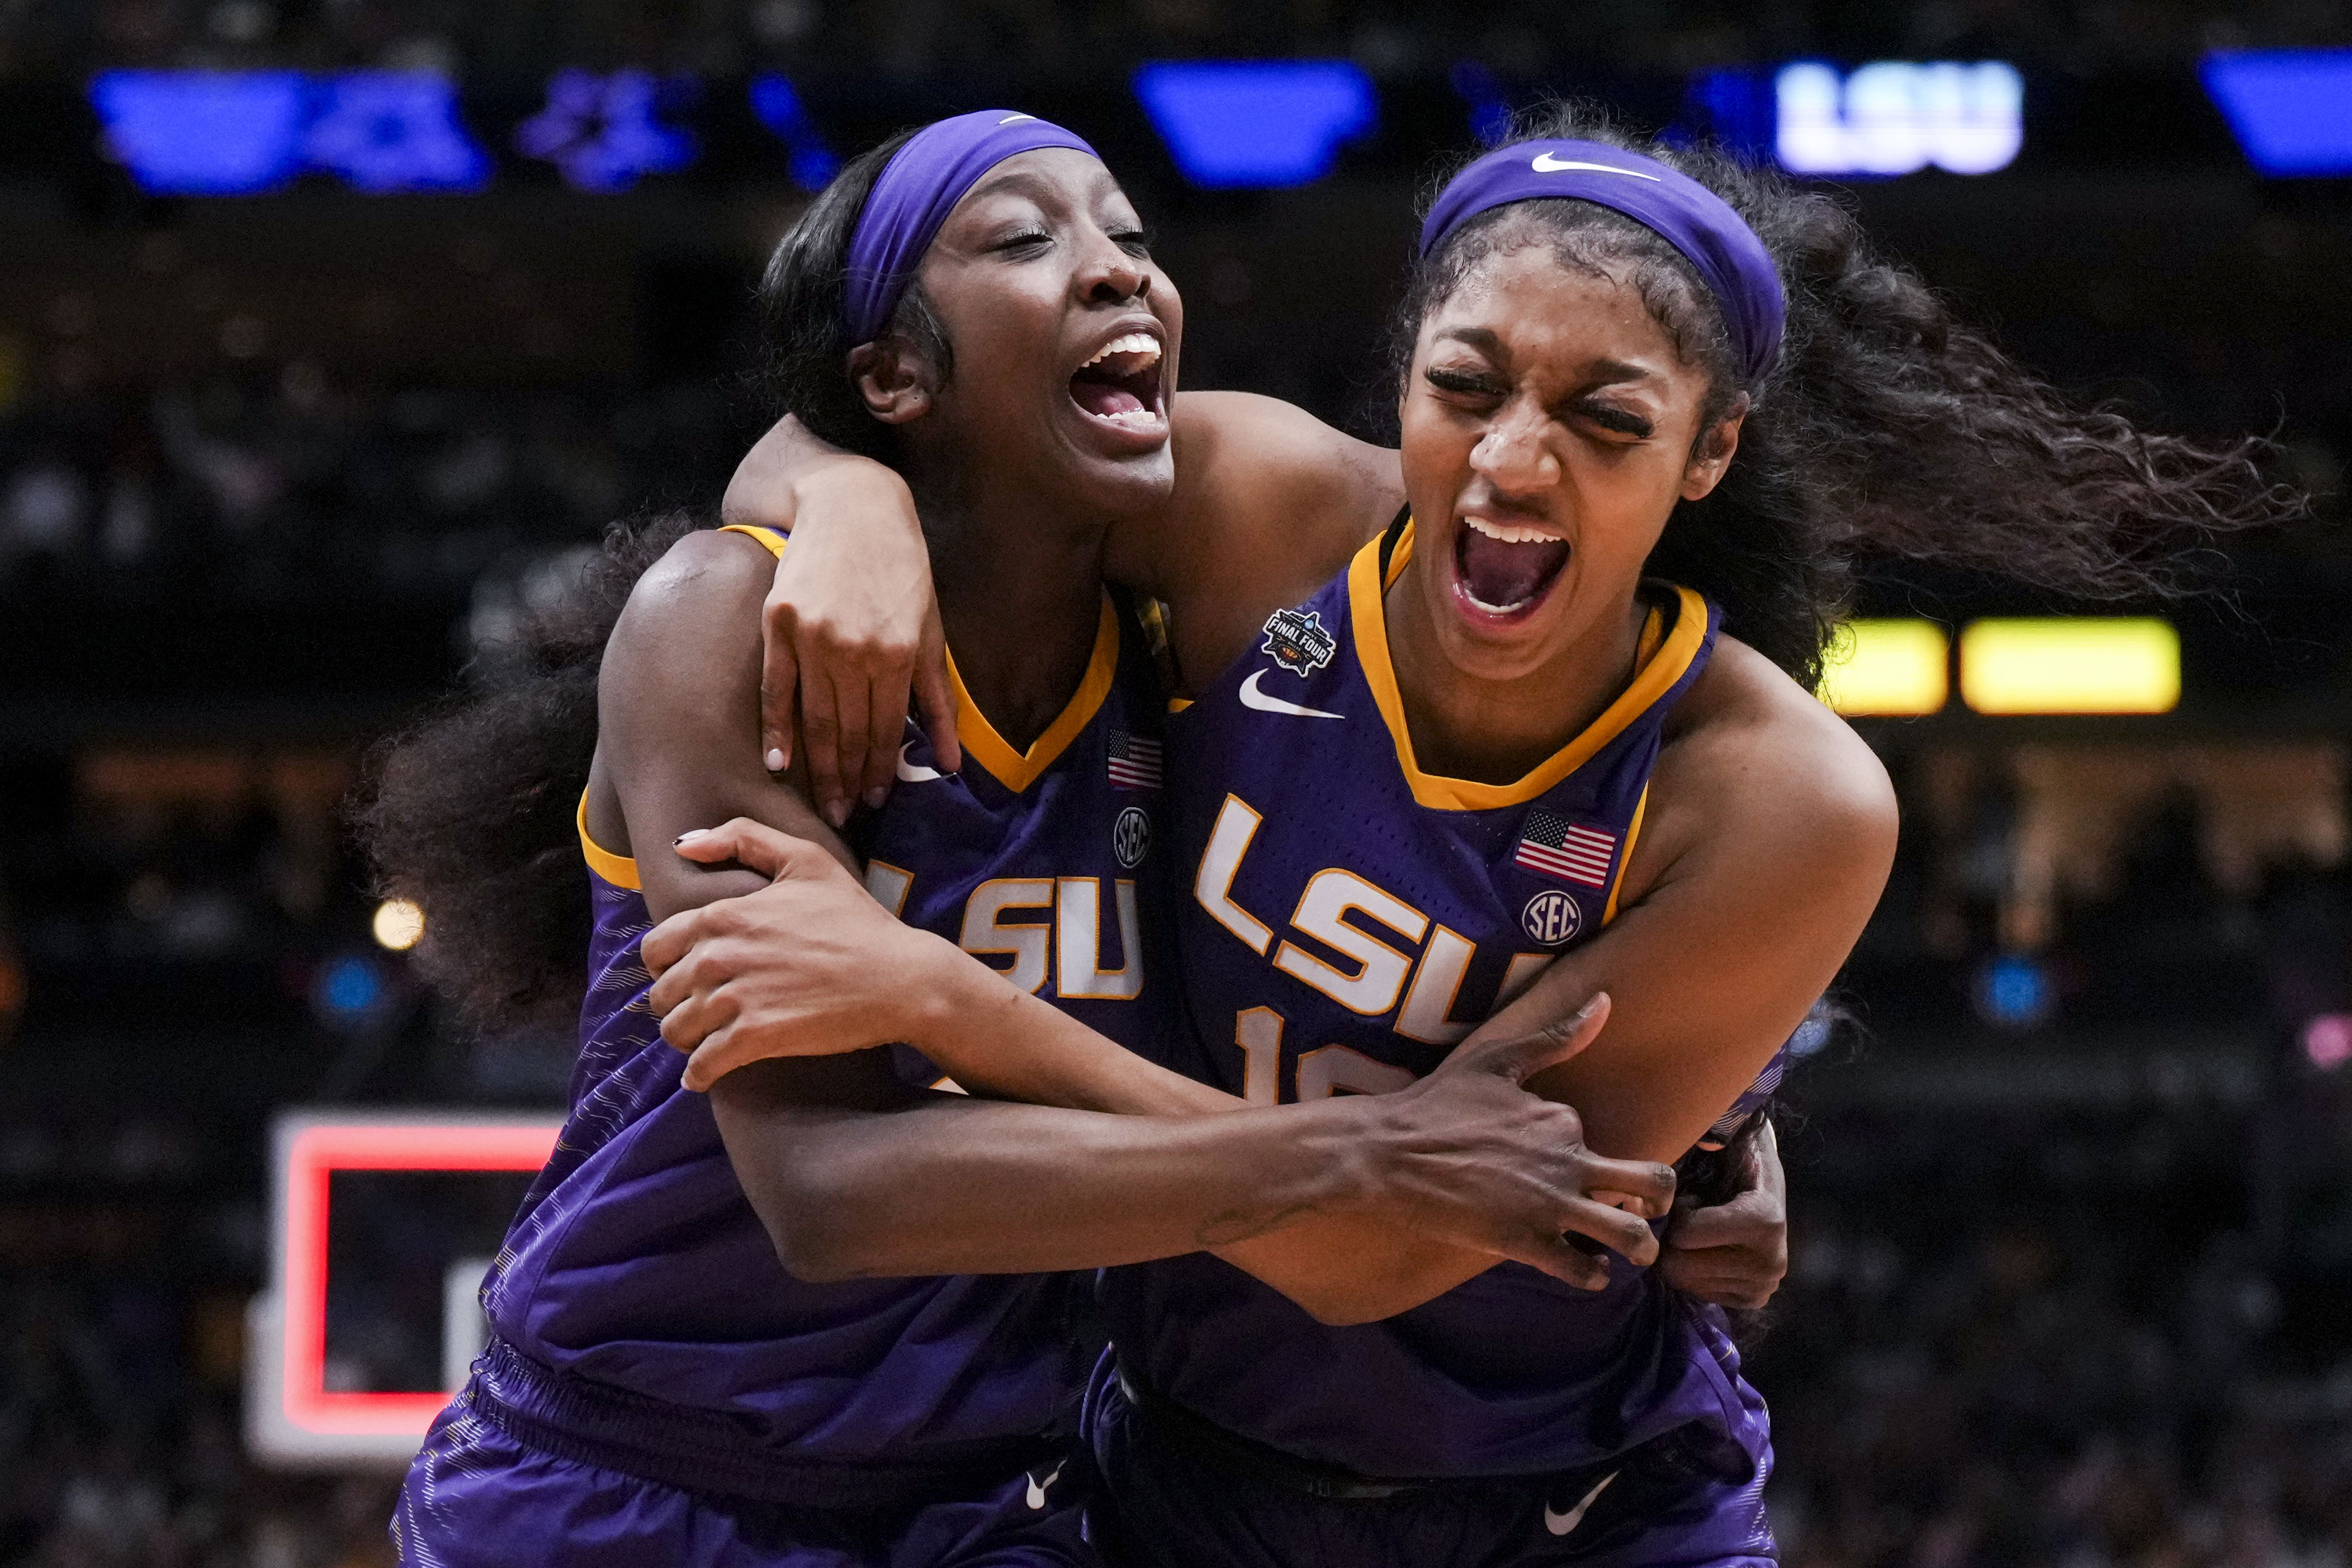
left=1213, top=1218, right=1494, bottom=1324
left=721, top=415, right=911, bottom=534
left=713, top=1060, right=1378, bottom=1279
left=909, top=957, right=1239, bottom=1116
left=902, top=974, right=1519, bottom=1321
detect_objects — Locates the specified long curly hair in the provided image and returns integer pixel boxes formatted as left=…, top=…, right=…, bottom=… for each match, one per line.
left=353, top=511, right=702, bottom=1031
left=1393, top=102, right=2302, bottom=688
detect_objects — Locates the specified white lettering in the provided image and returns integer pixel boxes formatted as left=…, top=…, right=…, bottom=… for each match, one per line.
left=1194, top=795, right=1274, bottom=955
left=1273, top=869, right=1426, bottom=1017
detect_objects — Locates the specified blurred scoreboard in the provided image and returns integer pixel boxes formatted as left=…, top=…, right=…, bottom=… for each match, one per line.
left=246, top=1110, right=561, bottom=1467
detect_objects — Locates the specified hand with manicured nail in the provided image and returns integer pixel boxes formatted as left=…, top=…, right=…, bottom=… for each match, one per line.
left=742, top=462, right=959, bottom=823
left=643, top=818, right=952, bottom=1089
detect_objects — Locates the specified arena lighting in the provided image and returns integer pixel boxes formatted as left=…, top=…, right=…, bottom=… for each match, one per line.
left=1975, top=952, right=2053, bottom=1029
left=514, top=70, right=698, bottom=192
left=1133, top=60, right=1377, bottom=188
left=2201, top=50, right=2352, bottom=176
left=1447, top=60, right=1513, bottom=146
left=2305, top=1015, right=2352, bottom=1071
left=1817, top=618, right=1949, bottom=716
left=371, top=898, right=426, bottom=952
left=91, top=71, right=309, bottom=195
left=1958, top=618, right=2180, bottom=715
left=1776, top=60, right=2023, bottom=177
left=248, top=1113, right=561, bottom=1462
left=314, top=954, right=388, bottom=1020
left=91, top=70, right=486, bottom=195
left=747, top=73, right=841, bottom=191
left=300, top=72, right=489, bottom=193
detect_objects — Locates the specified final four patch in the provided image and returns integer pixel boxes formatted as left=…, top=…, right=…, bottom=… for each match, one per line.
left=1260, top=607, right=1338, bottom=677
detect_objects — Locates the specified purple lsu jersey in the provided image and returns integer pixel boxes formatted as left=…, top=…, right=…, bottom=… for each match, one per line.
left=475, top=524, right=1173, bottom=1487
left=1100, top=520, right=1769, bottom=1482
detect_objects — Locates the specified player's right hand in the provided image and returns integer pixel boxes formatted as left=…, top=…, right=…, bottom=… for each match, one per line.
left=641, top=818, right=955, bottom=1089
left=1364, top=994, right=1677, bottom=1291
left=748, top=463, right=959, bottom=830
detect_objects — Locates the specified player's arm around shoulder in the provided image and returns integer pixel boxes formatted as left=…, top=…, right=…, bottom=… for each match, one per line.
left=1132, top=391, right=1404, bottom=686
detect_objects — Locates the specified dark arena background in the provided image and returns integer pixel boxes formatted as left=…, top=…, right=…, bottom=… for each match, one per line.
left=3, top=3, right=2351, bottom=1564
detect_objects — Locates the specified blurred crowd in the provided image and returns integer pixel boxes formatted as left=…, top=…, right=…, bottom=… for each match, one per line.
left=1761, top=1110, right=2352, bottom=1567
left=0, top=370, right=740, bottom=600
left=0, top=0, right=2344, bottom=83
left=6, top=1092, right=2349, bottom=1567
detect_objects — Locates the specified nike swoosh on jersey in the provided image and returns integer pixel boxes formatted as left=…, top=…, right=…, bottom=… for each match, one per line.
left=1530, top=152, right=1661, bottom=180
left=896, top=742, right=944, bottom=783
left=1542, top=1471, right=1617, bottom=1537
left=1025, top=1461, right=1064, bottom=1510
left=1238, top=668, right=1344, bottom=720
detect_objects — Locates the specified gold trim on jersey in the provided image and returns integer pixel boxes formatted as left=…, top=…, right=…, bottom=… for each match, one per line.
left=576, top=792, right=642, bottom=890
left=718, top=522, right=791, bottom=557
left=944, top=594, right=1120, bottom=794
left=721, top=520, right=1119, bottom=798
left=1346, top=519, right=1709, bottom=812
left=1602, top=785, right=1649, bottom=925
left=572, top=519, right=787, bottom=893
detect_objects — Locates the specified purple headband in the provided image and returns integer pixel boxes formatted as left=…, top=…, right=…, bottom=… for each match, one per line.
left=1419, top=138, right=1785, bottom=383
left=843, top=110, right=1100, bottom=344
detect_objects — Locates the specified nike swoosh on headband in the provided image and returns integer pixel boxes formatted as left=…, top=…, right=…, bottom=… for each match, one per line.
left=896, top=742, right=945, bottom=782
left=1542, top=1472, right=1618, bottom=1536
left=1530, top=152, right=1661, bottom=179
left=1239, top=669, right=1344, bottom=721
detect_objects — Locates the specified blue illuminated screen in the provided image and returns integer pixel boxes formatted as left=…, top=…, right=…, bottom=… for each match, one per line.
left=1133, top=60, right=1377, bottom=189
left=2202, top=49, right=2352, bottom=176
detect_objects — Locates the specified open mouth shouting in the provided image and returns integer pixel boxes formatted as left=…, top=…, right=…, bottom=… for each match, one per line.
left=1451, top=514, right=1572, bottom=623
left=1068, top=327, right=1167, bottom=448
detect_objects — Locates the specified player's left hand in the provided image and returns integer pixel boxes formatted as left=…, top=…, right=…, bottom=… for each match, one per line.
left=1659, top=1119, right=1788, bottom=1310
left=642, top=818, right=955, bottom=1089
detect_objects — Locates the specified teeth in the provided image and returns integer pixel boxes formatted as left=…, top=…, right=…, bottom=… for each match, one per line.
left=1096, top=408, right=1164, bottom=426
left=1466, top=591, right=1534, bottom=614
left=1463, top=515, right=1559, bottom=545
left=1082, top=332, right=1161, bottom=369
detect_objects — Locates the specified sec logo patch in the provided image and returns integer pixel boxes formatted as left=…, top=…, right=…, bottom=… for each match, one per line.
left=1521, top=889, right=1583, bottom=946
left=1113, top=806, right=1151, bottom=869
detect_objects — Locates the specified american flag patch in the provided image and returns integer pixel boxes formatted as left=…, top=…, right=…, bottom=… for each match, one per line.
left=1106, top=729, right=1163, bottom=790
left=1513, top=809, right=1617, bottom=889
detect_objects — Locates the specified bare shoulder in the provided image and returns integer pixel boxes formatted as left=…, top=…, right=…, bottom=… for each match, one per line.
left=1645, top=636, right=1898, bottom=889
left=1147, top=392, right=1403, bottom=686
left=1173, top=391, right=1399, bottom=497
left=616, top=526, right=774, bottom=633
left=1154, top=394, right=1397, bottom=576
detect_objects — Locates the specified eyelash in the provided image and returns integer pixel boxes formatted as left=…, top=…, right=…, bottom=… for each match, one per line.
left=1582, top=408, right=1651, bottom=440
left=993, top=227, right=1151, bottom=261
left=1425, top=367, right=1503, bottom=398
left=1423, top=368, right=1650, bottom=439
